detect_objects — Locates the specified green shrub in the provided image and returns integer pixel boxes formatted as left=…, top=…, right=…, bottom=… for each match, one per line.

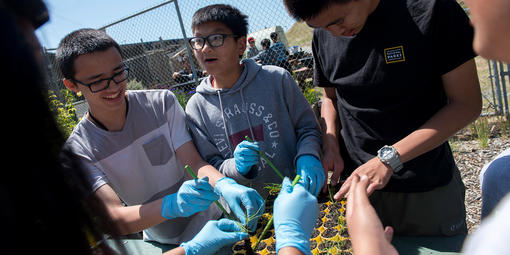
left=471, top=117, right=490, bottom=148
left=302, top=82, right=322, bottom=106
left=48, top=90, right=79, bottom=138
left=127, top=79, right=145, bottom=90
left=170, top=87, right=195, bottom=110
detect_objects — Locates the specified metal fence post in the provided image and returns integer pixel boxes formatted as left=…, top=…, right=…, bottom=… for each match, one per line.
left=500, top=63, right=510, bottom=118
left=488, top=60, right=497, bottom=109
left=492, top=60, right=504, bottom=115
left=174, top=0, right=199, bottom=87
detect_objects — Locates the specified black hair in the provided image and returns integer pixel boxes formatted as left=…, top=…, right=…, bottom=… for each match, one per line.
left=283, top=0, right=353, bottom=21
left=261, top=38, right=271, bottom=48
left=191, top=4, right=248, bottom=37
left=0, top=1, right=123, bottom=254
left=270, top=32, right=278, bottom=40
left=1, top=0, right=48, bottom=28
left=55, top=28, right=122, bottom=79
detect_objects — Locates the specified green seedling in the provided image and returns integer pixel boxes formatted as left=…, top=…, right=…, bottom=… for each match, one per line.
left=184, top=165, right=266, bottom=234
left=252, top=175, right=301, bottom=250
left=328, top=184, right=335, bottom=202
left=263, top=183, right=283, bottom=196
left=244, top=136, right=285, bottom=180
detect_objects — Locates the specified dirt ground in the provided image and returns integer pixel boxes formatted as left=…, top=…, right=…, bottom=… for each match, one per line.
left=451, top=128, right=509, bottom=233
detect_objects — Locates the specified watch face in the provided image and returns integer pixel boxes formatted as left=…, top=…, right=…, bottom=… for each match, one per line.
left=380, top=147, right=395, bottom=160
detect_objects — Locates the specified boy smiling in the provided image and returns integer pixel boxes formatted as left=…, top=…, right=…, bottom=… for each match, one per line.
left=57, top=28, right=263, bottom=245
left=185, top=4, right=324, bottom=197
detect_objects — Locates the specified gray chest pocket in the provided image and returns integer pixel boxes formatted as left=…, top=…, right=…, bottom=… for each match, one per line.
left=143, top=135, right=173, bottom=166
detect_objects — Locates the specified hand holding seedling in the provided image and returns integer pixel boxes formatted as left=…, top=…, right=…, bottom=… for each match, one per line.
left=273, top=176, right=318, bottom=255
left=234, top=140, right=260, bottom=176
left=160, top=176, right=219, bottom=219
left=296, top=154, right=326, bottom=196
left=214, top=177, right=265, bottom=232
left=181, top=218, right=249, bottom=255
left=244, top=136, right=285, bottom=180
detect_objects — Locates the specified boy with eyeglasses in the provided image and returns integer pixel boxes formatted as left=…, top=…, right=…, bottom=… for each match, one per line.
left=185, top=4, right=324, bottom=198
left=57, top=28, right=264, bottom=245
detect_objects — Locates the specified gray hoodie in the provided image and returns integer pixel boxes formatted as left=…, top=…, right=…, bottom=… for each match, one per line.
left=185, top=59, right=321, bottom=196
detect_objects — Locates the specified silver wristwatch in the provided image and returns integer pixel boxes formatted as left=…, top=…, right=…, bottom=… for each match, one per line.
left=377, top=145, right=403, bottom=172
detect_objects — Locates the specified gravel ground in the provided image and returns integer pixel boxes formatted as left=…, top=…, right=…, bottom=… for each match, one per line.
left=452, top=131, right=510, bottom=233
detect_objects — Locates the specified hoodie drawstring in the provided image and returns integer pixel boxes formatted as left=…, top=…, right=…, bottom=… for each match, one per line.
left=217, top=90, right=234, bottom=155
left=240, top=88, right=256, bottom=140
left=217, top=88, right=256, bottom=156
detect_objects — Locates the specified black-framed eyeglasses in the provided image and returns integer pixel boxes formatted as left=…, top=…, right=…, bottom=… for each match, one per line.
left=188, top=34, right=239, bottom=50
left=72, top=66, right=130, bottom=93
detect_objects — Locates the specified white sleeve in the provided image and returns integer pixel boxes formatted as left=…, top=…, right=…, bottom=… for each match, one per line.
left=167, top=92, right=192, bottom=150
left=462, top=194, right=510, bottom=255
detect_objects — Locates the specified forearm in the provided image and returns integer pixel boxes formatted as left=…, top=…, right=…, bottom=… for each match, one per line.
left=394, top=92, right=481, bottom=163
left=394, top=58, right=481, bottom=163
left=196, top=162, right=225, bottom=186
left=164, top=247, right=185, bottom=255
left=320, top=88, right=341, bottom=152
left=279, top=246, right=305, bottom=255
left=106, top=199, right=167, bottom=235
left=176, top=141, right=225, bottom=187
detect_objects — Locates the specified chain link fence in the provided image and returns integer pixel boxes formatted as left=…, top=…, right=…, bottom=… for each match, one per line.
left=42, top=0, right=316, bottom=118
left=486, top=61, right=510, bottom=118
left=41, top=0, right=506, bottom=119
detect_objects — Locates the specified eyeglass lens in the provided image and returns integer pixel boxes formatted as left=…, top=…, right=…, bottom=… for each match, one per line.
left=90, top=69, right=129, bottom=92
left=190, top=34, right=227, bottom=50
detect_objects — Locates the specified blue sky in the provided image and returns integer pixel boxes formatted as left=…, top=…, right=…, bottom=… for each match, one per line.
left=36, top=0, right=297, bottom=49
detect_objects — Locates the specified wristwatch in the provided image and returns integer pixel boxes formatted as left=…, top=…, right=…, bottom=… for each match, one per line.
left=377, top=145, right=403, bottom=172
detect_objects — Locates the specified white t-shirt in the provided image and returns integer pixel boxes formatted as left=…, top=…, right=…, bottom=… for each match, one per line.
left=64, top=90, right=221, bottom=244
left=462, top=193, right=510, bottom=254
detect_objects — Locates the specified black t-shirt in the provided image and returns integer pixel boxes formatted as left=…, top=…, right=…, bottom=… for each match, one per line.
left=312, top=0, right=475, bottom=192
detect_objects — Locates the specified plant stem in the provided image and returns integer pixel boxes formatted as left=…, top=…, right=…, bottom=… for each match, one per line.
left=184, top=165, right=235, bottom=221
left=244, top=136, right=285, bottom=180
left=328, top=184, right=335, bottom=202
left=252, top=175, right=301, bottom=250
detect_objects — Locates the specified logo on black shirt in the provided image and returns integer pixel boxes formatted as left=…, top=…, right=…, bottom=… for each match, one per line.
left=384, top=46, right=405, bottom=64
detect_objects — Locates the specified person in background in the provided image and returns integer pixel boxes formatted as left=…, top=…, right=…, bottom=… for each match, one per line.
left=269, top=32, right=291, bottom=72
left=172, top=56, right=205, bottom=84
left=283, top=0, right=481, bottom=236
left=252, top=38, right=279, bottom=66
left=246, top=36, right=259, bottom=58
left=185, top=4, right=324, bottom=198
left=57, top=28, right=264, bottom=245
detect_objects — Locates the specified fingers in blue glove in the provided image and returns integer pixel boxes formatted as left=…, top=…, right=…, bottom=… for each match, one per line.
left=161, top=176, right=219, bottom=219
left=181, top=219, right=249, bottom=255
left=274, top=177, right=318, bottom=255
left=214, top=177, right=265, bottom=232
left=234, top=141, right=260, bottom=175
left=297, top=155, right=326, bottom=196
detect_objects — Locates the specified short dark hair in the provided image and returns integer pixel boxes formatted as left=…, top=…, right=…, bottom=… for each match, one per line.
left=55, top=28, right=122, bottom=79
left=191, top=4, right=248, bottom=37
left=270, top=32, right=278, bottom=40
left=283, top=0, right=353, bottom=21
left=261, top=38, right=271, bottom=48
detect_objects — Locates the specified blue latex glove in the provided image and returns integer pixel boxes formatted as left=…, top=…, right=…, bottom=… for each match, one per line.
left=274, top=177, right=318, bottom=255
left=161, top=176, right=219, bottom=219
left=233, top=140, right=260, bottom=176
left=296, top=155, right=326, bottom=196
left=214, top=177, right=265, bottom=231
left=180, top=218, right=249, bottom=255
